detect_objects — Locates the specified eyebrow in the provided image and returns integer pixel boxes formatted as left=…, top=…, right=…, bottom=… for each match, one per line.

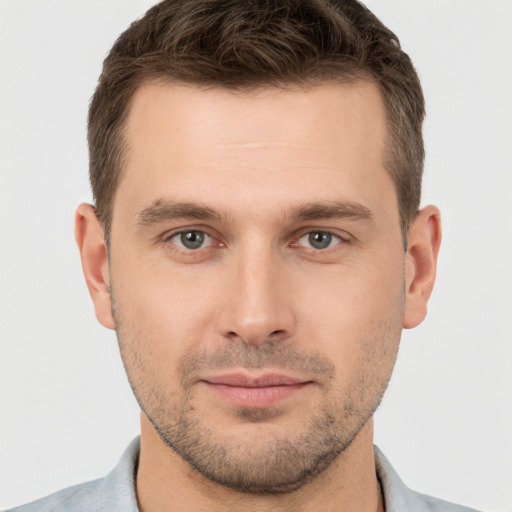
left=136, top=200, right=222, bottom=225
left=290, top=201, right=374, bottom=223
left=136, top=199, right=374, bottom=226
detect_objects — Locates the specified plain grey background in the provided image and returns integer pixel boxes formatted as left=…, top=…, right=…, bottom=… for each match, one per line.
left=1, top=0, right=511, bottom=510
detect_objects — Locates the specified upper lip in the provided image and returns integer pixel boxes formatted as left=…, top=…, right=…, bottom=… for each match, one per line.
left=203, top=373, right=310, bottom=388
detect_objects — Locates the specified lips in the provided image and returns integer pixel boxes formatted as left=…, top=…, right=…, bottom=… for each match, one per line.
left=201, top=373, right=312, bottom=408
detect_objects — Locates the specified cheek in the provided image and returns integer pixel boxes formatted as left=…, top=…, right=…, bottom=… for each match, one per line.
left=296, top=273, right=404, bottom=410
left=109, top=253, right=225, bottom=360
left=109, top=233, right=405, bottom=372
left=293, top=254, right=405, bottom=363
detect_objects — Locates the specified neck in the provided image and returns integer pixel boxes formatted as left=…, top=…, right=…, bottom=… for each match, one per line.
left=136, top=414, right=384, bottom=512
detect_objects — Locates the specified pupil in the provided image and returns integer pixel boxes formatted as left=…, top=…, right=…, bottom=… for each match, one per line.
left=181, top=231, right=204, bottom=249
left=309, top=232, right=331, bottom=249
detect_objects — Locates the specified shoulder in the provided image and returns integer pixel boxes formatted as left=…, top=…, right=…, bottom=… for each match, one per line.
left=4, top=437, right=140, bottom=512
left=374, top=446, right=481, bottom=512
left=408, top=491, right=481, bottom=512
left=4, top=478, right=104, bottom=512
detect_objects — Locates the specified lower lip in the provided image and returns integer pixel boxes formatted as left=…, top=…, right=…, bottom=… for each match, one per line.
left=203, top=382, right=311, bottom=408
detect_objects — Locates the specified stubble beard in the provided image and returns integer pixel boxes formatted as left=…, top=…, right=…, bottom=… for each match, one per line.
left=145, top=361, right=369, bottom=494
left=111, top=289, right=403, bottom=495
left=115, top=332, right=401, bottom=494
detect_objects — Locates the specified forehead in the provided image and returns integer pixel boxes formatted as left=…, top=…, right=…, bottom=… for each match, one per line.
left=115, top=80, right=394, bottom=224
left=124, top=80, right=387, bottom=152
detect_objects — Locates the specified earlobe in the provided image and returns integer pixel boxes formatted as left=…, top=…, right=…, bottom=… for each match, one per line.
left=74, top=203, right=115, bottom=330
left=403, top=205, right=442, bottom=329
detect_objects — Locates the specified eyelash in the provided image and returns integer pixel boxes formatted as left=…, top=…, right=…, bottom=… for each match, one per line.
left=163, top=229, right=220, bottom=251
left=291, top=230, right=348, bottom=251
left=162, top=228, right=351, bottom=254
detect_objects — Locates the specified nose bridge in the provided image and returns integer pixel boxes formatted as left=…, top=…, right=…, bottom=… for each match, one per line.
left=217, top=239, right=295, bottom=345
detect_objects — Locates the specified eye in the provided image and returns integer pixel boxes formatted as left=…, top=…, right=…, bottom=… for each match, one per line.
left=169, top=230, right=213, bottom=250
left=297, top=231, right=343, bottom=250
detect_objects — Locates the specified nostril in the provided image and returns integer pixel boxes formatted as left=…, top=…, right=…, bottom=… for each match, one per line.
left=223, top=329, right=289, bottom=345
left=268, top=330, right=289, bottom=342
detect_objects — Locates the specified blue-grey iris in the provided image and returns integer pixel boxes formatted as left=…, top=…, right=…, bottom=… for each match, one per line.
left=309, top=232, right=332, bottom=249
left=181, top=231, right=205, bottom=249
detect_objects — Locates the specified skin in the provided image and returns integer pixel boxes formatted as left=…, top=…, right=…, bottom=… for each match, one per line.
left=76, top=81, right=441, bottom=512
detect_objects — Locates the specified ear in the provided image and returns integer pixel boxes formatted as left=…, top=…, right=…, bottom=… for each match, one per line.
left=403, top=205, right=442, bottom=329
left=75, top=203, right=115, bottom=330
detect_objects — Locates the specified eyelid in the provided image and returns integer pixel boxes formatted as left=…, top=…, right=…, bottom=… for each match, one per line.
left=299, top=231, right=341, bottom=249
left=158, top=225, right=353, bottom=253
left=163, top=228, right=208, bottom=239
left=171, top=230, right=214, bottom=249
left=160, top=224, right=217, bottom=241
left=160, top=226, right=218, bottom=249
left=289, top=228, right=353, bottom=248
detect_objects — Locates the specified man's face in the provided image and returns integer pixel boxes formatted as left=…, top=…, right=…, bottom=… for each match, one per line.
left=107, top=81, right=406, bottom=493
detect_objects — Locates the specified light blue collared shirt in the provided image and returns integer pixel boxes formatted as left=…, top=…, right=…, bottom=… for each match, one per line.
left=5, top=437, right=480, bottom=512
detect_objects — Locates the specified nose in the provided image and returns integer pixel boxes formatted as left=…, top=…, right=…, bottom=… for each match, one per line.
left=216, top=245, right=296, bottom=346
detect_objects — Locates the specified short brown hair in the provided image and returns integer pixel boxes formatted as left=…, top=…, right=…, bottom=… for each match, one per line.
left=88, top=0, right=425, bottom=242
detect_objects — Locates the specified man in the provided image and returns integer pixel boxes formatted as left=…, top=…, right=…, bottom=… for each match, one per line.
left=6, top=0, right=479, bottom=511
